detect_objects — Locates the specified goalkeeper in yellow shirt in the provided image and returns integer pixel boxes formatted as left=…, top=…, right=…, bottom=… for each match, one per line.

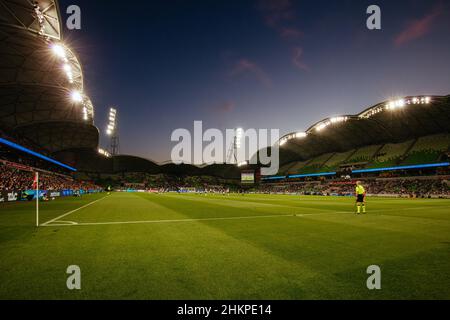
left=355, top=181, right=366, bottom=214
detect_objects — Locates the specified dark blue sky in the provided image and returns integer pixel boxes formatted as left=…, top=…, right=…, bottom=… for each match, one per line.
left=59, top=0, right=450, bottom=162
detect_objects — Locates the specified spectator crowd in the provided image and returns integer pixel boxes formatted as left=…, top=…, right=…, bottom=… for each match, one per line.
left=0, top=163, right=100, bottom=192
left=259, top=178, right=450, bottom=197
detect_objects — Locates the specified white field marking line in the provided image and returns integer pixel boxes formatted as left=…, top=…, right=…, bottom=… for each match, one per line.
left=40, top=204, right=450, bottom=228
left=52, top=220, right=78, bottom=225
left=40, top=214, right=297, bottom=227
left=40, top=195, right=109, bottom=226
left=300, top=205, right=450, bottom=217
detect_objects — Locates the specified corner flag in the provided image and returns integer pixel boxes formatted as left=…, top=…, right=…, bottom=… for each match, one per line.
left=34, top=172, right=39, bottom=227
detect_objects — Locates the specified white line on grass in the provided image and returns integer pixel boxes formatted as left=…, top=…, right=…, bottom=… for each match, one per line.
left=41, top=195, right=109, bottom=226
left=300, top=205, right=450, bottom=217
left=40, top=201, right=449, bottom=228
left=40, top=214, right=297, bottom=227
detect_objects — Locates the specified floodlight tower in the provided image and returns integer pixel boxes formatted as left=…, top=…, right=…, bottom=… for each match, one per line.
left=106, top=108, right=120, bottom=156
left=227, top=128, right=243, bottom=164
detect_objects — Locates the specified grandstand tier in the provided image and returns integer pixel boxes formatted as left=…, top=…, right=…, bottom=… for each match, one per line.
left=277, top=95, right=450, bottom=165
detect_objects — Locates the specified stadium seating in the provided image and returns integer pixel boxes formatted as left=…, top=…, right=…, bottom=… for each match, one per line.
left=277, top=134, right=449, bottom=176
left=278, top=162, right=296, bottom=175
left=402, top=134, right=450, bottom=165
left=345, top=145, right=382, bottom=164
left=0, top=161, right=100, bottom=192
left=370, top=140, right=415, bottom=168
left=297, top=153, right=335, bottom=174
left=322, top=150, right=356, bottom=171
left=286, top=160, right=310, bottom=174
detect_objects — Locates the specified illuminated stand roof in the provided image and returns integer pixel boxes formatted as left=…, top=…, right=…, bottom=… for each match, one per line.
left=0, top=0, right=98, bottom=153
left=277, top=95, right=450, bottom=164
left=262, top=95, right=450, bottom=180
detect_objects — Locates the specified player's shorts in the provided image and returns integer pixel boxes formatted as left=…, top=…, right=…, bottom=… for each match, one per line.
left=357, top=194, right=365, bottom=202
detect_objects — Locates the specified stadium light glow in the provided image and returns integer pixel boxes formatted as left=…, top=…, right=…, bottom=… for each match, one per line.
left=71, top=90, right=83, bottom=103
left=330, top=116, right=347, bottom=124
left=386, top=99, right=406, bottom=110
left=235, top=128, right=244, bottom=148
left=106, top=108, right=118, bottom=136
left=82, top=107, right=88, bottom=120
left=98, top=148, right=111, bottom=158
left=51, top=44, right=66, bottom=59
left=295, top=132, right=307, bottom=138
left=316, top=123, right=327, bottom=132
left=63, top=63, right=71, bottom=73
left=237, top=161, right=249, bottom=167
left=315, top=116, right=348, bottom=132
left=387, top=96, right=432, bottom=111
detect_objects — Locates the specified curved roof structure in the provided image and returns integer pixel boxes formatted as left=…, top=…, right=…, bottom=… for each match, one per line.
left=278, top=95, right=450, bottom=164
left=0, top=0, right=97, bottom=153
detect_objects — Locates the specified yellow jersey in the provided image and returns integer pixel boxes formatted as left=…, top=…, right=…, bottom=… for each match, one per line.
left=355, top=185, right=365, bottom=195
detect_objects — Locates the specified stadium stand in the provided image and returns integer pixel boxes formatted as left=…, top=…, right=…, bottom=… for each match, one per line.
left=344, top=145, right=382, bottom=164
left=278, top=162, right=296, bottom=175
left=260, top=177, right=450, bottom=197
left=297, top=153, right=335, bottom=174
left=0, top=161, right=99, bottom=193
left=286, top=160, right=311, bottom=174
left=370, top=140, right=415, bottom=168
left=322, top=150, right=356, bottom=171
left=401, top=134, right=450, bottom=165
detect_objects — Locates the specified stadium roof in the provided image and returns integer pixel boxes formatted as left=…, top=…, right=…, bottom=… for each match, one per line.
left=0, top=0, right=98, bottom=153
left=278, top=95, right=450, bottom=164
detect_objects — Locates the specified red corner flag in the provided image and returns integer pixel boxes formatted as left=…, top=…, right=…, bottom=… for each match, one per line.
left=33, top=172, right=39, bottom=227
left=32, top=172, right=38, bottom=190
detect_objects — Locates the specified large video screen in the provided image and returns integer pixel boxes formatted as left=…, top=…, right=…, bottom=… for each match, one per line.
left=241, top=171, right=255, bottom=184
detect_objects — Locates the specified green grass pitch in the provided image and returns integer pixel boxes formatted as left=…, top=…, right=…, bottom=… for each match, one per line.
left=0, top=192, right=449, bottom=300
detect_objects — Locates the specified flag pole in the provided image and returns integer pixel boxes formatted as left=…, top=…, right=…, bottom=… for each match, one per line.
left=36, top=171, right=39, bottom=227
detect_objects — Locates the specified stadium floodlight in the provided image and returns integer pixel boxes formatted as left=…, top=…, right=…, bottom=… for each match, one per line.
left=386, top=99, right=406, bottom=110
left=330, top=116, right=347, bottom=124
left=71, top=90, right=83, bottom=103
left=106, top=108, right=120, bottom=155
left=106, top=107, right=118, bottom=134
left=279, top=138, right=287, bottom=146
left=238, top=161, right=249, bottom=167
left=63, top=64, right=72, bottom=73
left=316, top=123, right=327, bottom=132
left=236, top=128, right=244, bottom=139
left=235, top=128, right=244, bottom=149
left=98, top=148, right=111, bottom=158
left=51, top=43, right=66, bottom=59
left=82, top=107, right=88, bottom=121
left=295, top=132, right=307, bottom=139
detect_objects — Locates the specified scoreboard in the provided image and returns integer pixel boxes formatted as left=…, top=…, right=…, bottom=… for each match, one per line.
left=241, top=171, right=255, bottom=184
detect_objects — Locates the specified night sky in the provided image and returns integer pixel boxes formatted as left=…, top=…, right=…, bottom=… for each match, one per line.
left=59, top=0, right=450, bottom=162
